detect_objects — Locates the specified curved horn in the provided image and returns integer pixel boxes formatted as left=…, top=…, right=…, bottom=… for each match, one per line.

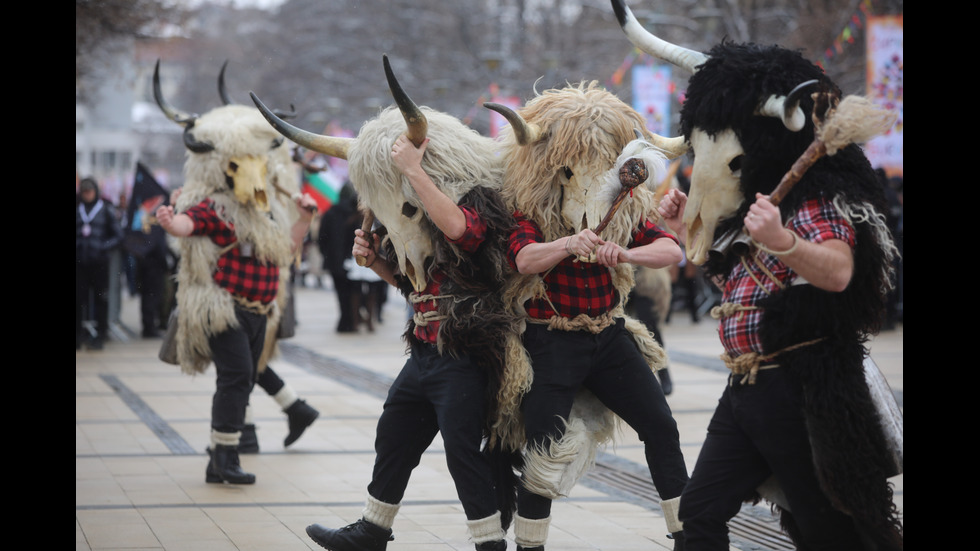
left=153, top=59, right=197, bottom=125
left=756, top=79, right=819, bottom=132
left=483, top=102, right=542, bottom=145
left=636, top=127, right=691, bottom=160
left=218, top=60, right=234, bottom=105
left=250, top=91, right=352, bottom=160
left=383, top=54, right=427, bottom=147
left=611, top=0, right=708, bottom=74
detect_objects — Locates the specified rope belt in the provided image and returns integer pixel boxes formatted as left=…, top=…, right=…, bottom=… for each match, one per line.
left=233, top=295, right=274, bottom=316
left=720, top=338, right=825, bottom=386
left=527, top=311, right=616, bottom=334
left=408, top=292, right=450, bottom=327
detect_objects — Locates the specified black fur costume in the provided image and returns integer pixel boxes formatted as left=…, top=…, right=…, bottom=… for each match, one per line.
left=377, top=184, right=522, bottom=529
left=682, top=42, right=903, bottom=550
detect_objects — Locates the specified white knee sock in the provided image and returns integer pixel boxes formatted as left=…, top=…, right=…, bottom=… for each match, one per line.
left=362, top=494, right=400, bottom=530
left=211, top=429, right=241, bottom=447
left=273, top=384, right=299, bottom=411
left=466, top=511, right=505, bottom=544
left=514, top=514, right=550, bottom=548
left=661, top=496, right=684, bottom=534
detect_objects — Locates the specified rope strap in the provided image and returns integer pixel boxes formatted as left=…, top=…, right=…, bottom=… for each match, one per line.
left=720, top=337, right=826, bottom=385
left=408, top=292, right=450, bottom=327
left=233, top=294, right=274, bottom=316
left=527, top=311, right=616, bottom=334
left=710, top=302, right=760, bottom=321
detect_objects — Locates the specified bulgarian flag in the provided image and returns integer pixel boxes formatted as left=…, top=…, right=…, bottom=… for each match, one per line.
left=303, top=169, right=343, bottom=212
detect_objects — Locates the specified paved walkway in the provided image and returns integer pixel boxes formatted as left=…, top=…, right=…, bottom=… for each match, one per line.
left=76, top=279, right=903, bottom=550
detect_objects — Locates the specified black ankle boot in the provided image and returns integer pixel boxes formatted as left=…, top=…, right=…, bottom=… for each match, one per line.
left=475, top=540, right=506, bottom=550
left=205, top=445, right=256, bottom=484
left=239, top=424, right=259, bottom=454
left=306, top=519, right=393, bottom=551
left=669, top=530, right=685, bottom=551
left=284, top=399, right=319, bottom=447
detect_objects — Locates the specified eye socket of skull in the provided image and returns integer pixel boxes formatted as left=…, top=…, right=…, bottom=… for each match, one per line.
left=225, top=155, right=271, bottom=212
left=401, top=202, right=419, bottom=220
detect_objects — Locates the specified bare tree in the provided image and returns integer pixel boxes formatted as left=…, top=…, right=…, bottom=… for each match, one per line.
left=76, top=0, right=185, bottom=102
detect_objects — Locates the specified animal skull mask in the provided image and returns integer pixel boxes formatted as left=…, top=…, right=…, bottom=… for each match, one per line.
left=612, top=0, right=818, bottom=265
left=252, top=55, right=504, bottom=293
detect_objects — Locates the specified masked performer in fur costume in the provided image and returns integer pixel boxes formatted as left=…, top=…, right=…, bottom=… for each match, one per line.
left=486, top=81, right=690, bottom=551
left=253, top=55, right=522, bottom=551
left=210, top=62, right=321, bottom=455
left=152, top=61, right=317, bottom=485
left=614, top=1, right=903, bottom=549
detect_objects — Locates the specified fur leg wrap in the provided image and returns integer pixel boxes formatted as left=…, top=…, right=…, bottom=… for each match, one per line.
left=273, top=384, right=299, bottom=411
left=466, top=511, right=505, bottom=544
left=362, top=494, right=400, bottom=530
left=661, top=496, right=684, bottom=534
left=211, top=430, right=241, bottom=447
left=521, top=390, right=617, bottom=499
left=514, top=515, right=550, bottom=548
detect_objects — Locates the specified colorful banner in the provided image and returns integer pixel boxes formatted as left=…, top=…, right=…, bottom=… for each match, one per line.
left=864, top=15, right=903, bottom=176
left=303, top=169, right=343, bottom=213
left=631, top=64, right=672, bottom=135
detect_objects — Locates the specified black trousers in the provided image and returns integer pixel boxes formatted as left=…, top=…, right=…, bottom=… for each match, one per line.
left=208, top=306, right=267, bottom=435
left=256, top=365, right=285, bottom=396
left=76, top=259, right=111, bottom=340
left=517, top=319, right=689, bottom=519
left=367, top=342, right=497, bottom=521
left=679, top=368, right=864, bottom=550
left=136, top=253, right=168, bottom=333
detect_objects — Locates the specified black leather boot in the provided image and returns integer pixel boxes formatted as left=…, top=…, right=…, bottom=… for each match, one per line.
left=669, top=530, right=685, bottom=551
left=516, top=546, right=543, bottom=551
left=239, top=424, right=259, bottom=454
left=205, top=445, right=256, bottom=484
left=306, top=519, right=393, bottom=551
left=476, top=540, right=506, bottom=550
left=284, top=399, right=319, bottom=447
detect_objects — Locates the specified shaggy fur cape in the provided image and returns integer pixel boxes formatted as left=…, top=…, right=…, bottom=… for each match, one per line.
left=172, top=104, right=299, bottom=376
left=497, top=82, right=670, bottom=499
left=683, top=42, right=903, bottom=549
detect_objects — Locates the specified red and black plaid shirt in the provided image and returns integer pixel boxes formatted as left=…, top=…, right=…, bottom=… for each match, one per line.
left=185, top=199, right=280, bottom=305
left=411, top=206, right=487, bottom=344
left=507, top=212, right=678, bottom=320
left=719, top=196, right=856, bottom=356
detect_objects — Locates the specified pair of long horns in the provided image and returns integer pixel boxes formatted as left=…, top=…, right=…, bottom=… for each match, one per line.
left=482, top=102, right=689, bottom=159
left=152, top=59, right=295, bottom=153
left=611, top=0, right=814, bottom=132
left=251, top=54, right=427, bottom=161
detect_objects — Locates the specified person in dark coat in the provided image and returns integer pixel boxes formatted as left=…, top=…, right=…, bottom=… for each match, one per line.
left=76, top=177, right=123, bottom=350
left=318, top=181, right=360, bottom=333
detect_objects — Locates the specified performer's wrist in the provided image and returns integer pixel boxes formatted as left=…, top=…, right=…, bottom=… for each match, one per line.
left=755, top=230, right=799, bottom=256
left=564, top=236, right=574, bottom=256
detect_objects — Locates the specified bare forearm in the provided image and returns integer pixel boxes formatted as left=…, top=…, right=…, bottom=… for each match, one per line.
left=515, top=238, right=572, bottom=274
left=776, top=235, right=853, bottom=292
left=404, top=167, right=466, bottom=239
left=623, top=238, right=684, bottom=269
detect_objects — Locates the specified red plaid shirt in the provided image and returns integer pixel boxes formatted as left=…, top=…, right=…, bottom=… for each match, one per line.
left=719, top=196, right=856, bottom=356
left=507, top=212, right=678, bottom=320
left=411, top=206, right=487, bottom=344
left=185, top=200, right=280, bottom=305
